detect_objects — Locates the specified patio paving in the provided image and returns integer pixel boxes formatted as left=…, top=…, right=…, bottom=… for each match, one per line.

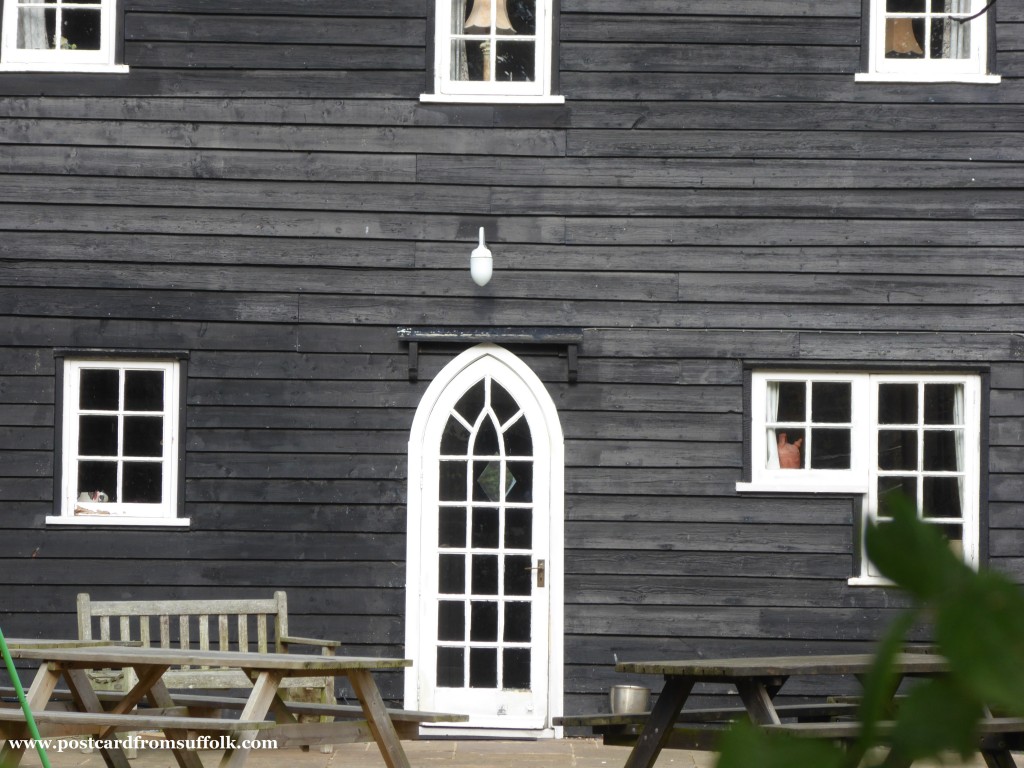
left=11, top=739, right=1001, bottom=768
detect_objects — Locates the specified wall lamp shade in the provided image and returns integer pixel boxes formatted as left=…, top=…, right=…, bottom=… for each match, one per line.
left=470, top=227, right=493, bottom=286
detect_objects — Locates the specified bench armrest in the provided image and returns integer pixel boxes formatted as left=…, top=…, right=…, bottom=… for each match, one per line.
left=279, top=635, right=342, bottom=653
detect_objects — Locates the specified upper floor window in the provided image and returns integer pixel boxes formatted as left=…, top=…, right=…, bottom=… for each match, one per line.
left=422, top=0, right=563, bottom=104
left=50, top=359, right=186, bottom=527
left=858, top=0, right=999, bottom=82
left=0, top=0, right=126, bottom=72
left=738, top=371, right=982, bottom=583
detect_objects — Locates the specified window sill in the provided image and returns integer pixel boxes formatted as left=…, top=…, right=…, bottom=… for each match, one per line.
left=0, top=63, right=129, bottom=73
left=420, top=93, right=565, bottom=105
left=46, top=515, right=190, bottom=527
left=855, top=72, right=1000, bottom=84
left=847, top=576, right=896, bottom=588
left=735, top=481, right=868, bottom=495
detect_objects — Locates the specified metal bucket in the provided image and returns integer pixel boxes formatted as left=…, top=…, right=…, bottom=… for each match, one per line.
left=609, top=684, right=651, bottom=714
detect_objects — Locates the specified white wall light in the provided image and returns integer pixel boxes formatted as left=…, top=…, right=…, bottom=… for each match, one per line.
left=470, top=227, right=492, bottom=286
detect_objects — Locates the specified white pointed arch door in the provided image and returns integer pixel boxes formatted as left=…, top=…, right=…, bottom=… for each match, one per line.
left=405, top=344, right=564, bottom=736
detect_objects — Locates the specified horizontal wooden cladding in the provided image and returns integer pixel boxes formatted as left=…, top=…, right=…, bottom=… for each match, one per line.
left=125, top=14, right=425, bottom=47
left=569, top=549, right=851, bottom=580
left=187, top=406, right=412, bottom=432
left=0, top=120, right=567, bottom=156
left=566, top=129, right=1024, bottom=162
left=562, top=0, right=863, bottom=17
left=0, top=70, right=426, bottom=99
left=562, top=43, right=858, bottom=75
left=16, top=97, right=1024, bottom=133
left=561, top=16, right=859, bottom=45
left=188, top=431, right=408, bottom=456
left=569, top=495, right=854, bottom=525
left=0, top=555, right=402, bottom=587
left=568, top=440, right=738, bottom=469
left=125, top=43, right=424, bottom=70
left=562, top=73, right=1024, bottom=103
left=565, top=604, right=904, bottom=641
left=566, top=575, right=903, bottom=609
left=421, top=155, right=1024, bottom=189
left=568, top=521, right=851, bottom=554
left=0, top=376, right=54, bottom=403
left=124, top=0, right=425, bottom=16
left=0, top=427, right=50, bottom=452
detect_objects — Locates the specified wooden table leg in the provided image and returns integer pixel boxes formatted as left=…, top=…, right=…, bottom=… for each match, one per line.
left=219, top=670, right=283, bottom=768
left=0, top=663, right=60, bottom=768
left=143, top=677, right=207, bottom=768
left=735, top=678, right=785, bottom=725
left=63, top=668, right=135, bottom=768
left=348, top=669, right=411, bottom=768
left=982, top=750, right=1019, bottom=768
left=623, top=676, right=696, bottom=768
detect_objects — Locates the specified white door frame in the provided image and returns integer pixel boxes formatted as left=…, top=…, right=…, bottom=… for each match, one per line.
left=404, top=344, right=564, bottom=737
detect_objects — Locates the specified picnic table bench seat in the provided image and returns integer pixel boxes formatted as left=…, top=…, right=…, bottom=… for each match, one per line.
left=0, top=706, right=273, bottom=737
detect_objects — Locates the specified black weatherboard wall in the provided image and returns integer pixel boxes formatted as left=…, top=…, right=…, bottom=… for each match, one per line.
left=1, top=0, right=1023, bottom=714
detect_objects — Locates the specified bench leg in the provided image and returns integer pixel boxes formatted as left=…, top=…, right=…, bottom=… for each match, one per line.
left=0, top=664, right=60, bottom=768
left=982, top=750, right=1019, bottom=768
left=348, top=669, right=410, bottom=768
left=624, top=676, right=696, bottom=768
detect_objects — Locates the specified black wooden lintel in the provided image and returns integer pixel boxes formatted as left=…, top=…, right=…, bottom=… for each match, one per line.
left=397, top=326, right=583, bottom=384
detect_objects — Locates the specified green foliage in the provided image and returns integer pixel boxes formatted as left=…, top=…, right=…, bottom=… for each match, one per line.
left=715, top=495, right=1024, bottom=767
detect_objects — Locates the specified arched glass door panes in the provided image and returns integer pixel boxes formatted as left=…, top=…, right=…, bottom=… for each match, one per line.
left=435, top=377, right=535, bottom=693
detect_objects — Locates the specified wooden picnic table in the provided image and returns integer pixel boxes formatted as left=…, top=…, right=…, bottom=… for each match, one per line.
left=612, top=653, right=1023, bottom=768
left=0, top=644, right=415, bottom=768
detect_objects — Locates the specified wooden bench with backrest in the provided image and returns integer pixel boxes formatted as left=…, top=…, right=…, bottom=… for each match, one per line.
left=75, top=591, right=340, bottom=754
left=76, top=592, right=338, bottom=703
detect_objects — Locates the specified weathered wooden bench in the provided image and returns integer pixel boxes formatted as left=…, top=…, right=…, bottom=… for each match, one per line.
left=76, top=591, right=340, bottom=753
left=0, top=706, right=274, bottom=737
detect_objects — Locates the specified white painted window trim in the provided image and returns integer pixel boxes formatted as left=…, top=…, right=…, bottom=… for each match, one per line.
left=48, top=359, right=186, bottom=527
left=738, top=371, right=981, bottom=583
left=404, top=343, right=564, bottom=738
left=423, top=0, right=559, bottom=102
left=859, top=0, right=998, bottom=82
left=0, top=0, right=126, bottom=71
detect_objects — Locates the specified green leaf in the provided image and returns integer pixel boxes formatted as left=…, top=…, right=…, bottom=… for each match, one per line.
left=864, top=495, right=969, bottom=602
left=715, top=720, right=847, bottom=768
left=885, top=678, right=982, bottom=762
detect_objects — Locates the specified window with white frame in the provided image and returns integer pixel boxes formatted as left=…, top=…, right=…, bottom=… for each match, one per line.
left=1, top=0, right=125, bottom=71
left=423, top=0, right=562, bottom=103
left=739, top=372, right=981, bottom=580
left=51, top=359, right=184, bottom=526
left=859, top=0, right=999, bottom=82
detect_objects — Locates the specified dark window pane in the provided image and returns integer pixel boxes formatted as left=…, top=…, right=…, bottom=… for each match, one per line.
left=508, top=0, right=536, bottom=34
left=439, top=554, right=466, bottom=594
left=474, top=416, right=500, bottom=456
left=439, top=508, right=467, bottom=548
left=775, top=382, right=806, bottom=422
left=504, top=554, right=532, bottom=596
left=495, top=40, right=534, bottom=82
left=437, top=601, right=465, bottom=641
left=888, top=0, right=925, bottom=10
left=79, top=415, right=118, bottom=456
left=472, top=509, right=500, bottom=548
left=505, top=509, right=532, bottom=549
left=471, top=555, right=498, bottom=595
left=439, top=461, right=468, bottom=502
left=811, top=382, right=852, bottom=423
left=505, top=461, right=533, bottom=502
left=124, top=371, right=164, bottom=411
left=470, top=601, right=498, bottom=641
left=923, top=477, right=963, bottom=519
left=504, top=602, right=531, bottom=642
left=490, top=382, right=520, bottom=425
left=455, top=380, right=485, bottom=422
left=878, top=384, right=918, bottom=425
left=809, top=429, right=851, bottom=469
left=441, top=417, right=471, bottom=455
left=437, top=647, right=464, bottom=687
left=123, top=462, right=162, bottom=503
left=878, top=476, right=918, bottom=517
left=931, top=17, right=969, bottom=59
left=77, top=461, right=117, bottom=502
left=878, top=430, right=918, bottom=471
left=469, top=648, right=497, bottom=688
left=80, top=369, right=119, bottom=410
left=61, top=8, right=101, bottom=49
left=924, top=384, right=958, bottom=425
left=503, top=648, right=531, bottom=690
left=452, top=40, right=487, bottom=81
left=123, top=416, right=163, bottom=458
left=924, top=430, right=959, bottom=471
left=503, top=415, right=532, bottom=457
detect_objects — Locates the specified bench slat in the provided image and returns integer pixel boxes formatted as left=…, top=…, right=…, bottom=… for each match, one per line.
left=0, top=708, right=273, bottom=732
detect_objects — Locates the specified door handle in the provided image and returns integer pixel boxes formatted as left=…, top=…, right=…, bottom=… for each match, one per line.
left=526, top=559, right=546, bottom=588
